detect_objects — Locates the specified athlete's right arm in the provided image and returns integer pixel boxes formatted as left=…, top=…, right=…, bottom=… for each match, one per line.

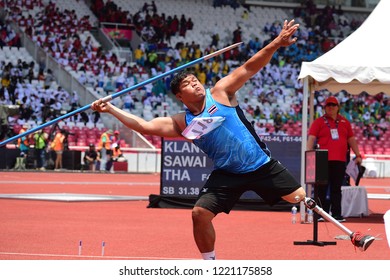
left=91, top=99, right=185, bottom=138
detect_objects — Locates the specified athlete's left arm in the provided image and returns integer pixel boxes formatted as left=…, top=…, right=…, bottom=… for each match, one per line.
left=215, top=19, right=299, bottom=98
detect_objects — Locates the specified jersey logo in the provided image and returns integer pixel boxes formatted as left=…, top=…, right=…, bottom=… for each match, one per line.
left=207, top=104, right=218, bottom=115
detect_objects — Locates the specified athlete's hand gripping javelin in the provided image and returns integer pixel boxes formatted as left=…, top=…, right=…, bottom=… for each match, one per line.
left=91, top=99, right=112, bottom=113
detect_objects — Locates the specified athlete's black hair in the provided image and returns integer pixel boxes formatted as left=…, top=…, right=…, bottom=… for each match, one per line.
left=169, top=71, right=193, bottom=95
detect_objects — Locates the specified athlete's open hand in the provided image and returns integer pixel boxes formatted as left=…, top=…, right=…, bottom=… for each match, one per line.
left=275, top=19, right=299, bottom=47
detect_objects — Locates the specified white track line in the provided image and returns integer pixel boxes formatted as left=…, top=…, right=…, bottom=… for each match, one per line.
left=0, top=193, right=149, bottom=201
left=367, top=193, right=390, bottom=199
left=0, top=251, right=194, bottom=260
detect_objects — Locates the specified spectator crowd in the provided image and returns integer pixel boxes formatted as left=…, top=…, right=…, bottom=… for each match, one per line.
left=0, top=0, right=388, bottom=150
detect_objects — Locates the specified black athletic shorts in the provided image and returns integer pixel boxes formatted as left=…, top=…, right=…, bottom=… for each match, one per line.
left=195, top=158, right=301, bottom=215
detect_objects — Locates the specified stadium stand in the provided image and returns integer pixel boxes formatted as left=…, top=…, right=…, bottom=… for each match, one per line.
left=0, top=0, right=388, bottom=173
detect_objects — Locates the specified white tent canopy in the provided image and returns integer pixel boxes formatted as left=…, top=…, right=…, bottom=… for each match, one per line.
left=298, top=0, right=390, bottom=95
left=297, top=0, right=389, bottom=193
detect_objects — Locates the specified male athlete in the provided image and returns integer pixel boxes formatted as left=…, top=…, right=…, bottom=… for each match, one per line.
left=92, top=19, right=373, bottom=259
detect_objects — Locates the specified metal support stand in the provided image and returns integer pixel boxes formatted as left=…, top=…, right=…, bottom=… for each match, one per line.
left=293, top=194, right=337, bottom=247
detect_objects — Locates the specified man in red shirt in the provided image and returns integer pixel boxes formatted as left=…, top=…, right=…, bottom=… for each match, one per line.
left=307, top=96, right=362, bottom=222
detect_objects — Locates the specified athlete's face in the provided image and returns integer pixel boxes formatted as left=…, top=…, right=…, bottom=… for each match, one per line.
left=175, top=74, right=205, bottom=104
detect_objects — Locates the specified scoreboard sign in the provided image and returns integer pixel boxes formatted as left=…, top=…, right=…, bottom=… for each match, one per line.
left=161, top=138, right=211, bottom=197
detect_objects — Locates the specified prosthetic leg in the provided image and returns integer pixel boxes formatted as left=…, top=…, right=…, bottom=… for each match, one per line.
left=302, top=197, right=375, bottom=251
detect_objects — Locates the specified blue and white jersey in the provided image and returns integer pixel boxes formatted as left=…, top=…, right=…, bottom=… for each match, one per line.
left=183, top=89, right=271, bottom=173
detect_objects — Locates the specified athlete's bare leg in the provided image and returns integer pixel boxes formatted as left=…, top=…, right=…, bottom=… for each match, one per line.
left=282, top=186, right=306, bottom=203
left=192, top=206, right=216, bottom=253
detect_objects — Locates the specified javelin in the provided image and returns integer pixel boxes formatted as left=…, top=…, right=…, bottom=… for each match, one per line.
left=0, top=42, right=242, bottom=147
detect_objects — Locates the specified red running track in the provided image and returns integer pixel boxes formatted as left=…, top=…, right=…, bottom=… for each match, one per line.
left=0, top=172, right=389, bottom=260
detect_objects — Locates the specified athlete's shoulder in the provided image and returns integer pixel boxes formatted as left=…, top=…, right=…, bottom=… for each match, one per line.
left=171, top=112, right=187, bottom=133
